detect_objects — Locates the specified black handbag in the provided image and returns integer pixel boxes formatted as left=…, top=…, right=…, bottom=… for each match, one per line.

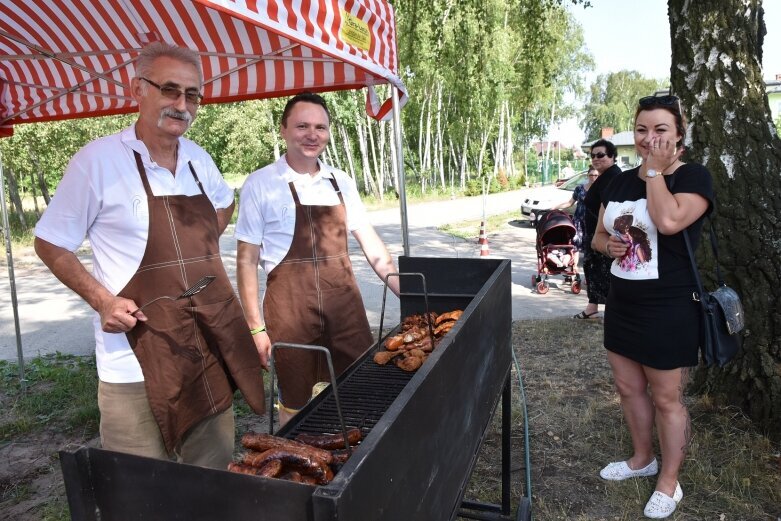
left=683, top=224, right=744, bottom=367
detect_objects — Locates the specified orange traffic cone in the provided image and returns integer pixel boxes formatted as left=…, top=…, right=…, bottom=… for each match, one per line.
left=478, top=222, right=490, bottom=256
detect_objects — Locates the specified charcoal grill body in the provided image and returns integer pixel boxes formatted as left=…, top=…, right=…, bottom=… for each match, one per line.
left=60, top=257, right=513, bottom=521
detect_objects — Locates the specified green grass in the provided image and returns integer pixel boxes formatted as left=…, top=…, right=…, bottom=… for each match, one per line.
left=0, top=353, right=100, bottom=441
left=2, top=324, right=779, bottom=520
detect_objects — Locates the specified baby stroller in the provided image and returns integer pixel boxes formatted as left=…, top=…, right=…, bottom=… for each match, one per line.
left=531, top=210, right=581, bottom=295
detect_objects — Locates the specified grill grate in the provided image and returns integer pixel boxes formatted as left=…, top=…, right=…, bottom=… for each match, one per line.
left=287, top=354, right=414, bottom=437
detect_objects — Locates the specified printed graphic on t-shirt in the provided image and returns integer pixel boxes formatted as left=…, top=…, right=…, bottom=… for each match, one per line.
left=604, top=199, right=659, bottom=280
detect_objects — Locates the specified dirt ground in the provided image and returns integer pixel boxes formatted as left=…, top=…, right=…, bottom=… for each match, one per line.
left=2, top=318, right=780, bottom=520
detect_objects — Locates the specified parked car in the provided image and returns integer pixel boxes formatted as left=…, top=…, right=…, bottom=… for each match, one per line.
left=520, top=171, right=589, bottom=224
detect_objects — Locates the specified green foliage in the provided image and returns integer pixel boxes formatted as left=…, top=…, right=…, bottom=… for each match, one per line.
left=0, top=353, right=99, bottom=440
left=3, top=210, right=38, bottom=246
left=581, top=71, right=666, bottom=140
left=775, top=115, right=781, bottom=136
left=0, top=1, right=594, bottom=205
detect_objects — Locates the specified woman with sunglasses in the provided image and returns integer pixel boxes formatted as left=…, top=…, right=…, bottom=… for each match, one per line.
left=573, top=139, right=622, bottom=319
left=592, top=95, right=713, bottom=518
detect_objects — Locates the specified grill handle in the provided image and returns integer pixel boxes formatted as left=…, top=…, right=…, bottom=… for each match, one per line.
left=379, top=272, right=435, bottom=347
left=268, top=343, right=353, bottom=454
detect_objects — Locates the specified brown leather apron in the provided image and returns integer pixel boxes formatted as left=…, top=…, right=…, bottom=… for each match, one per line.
left=118, top=151, right=265, bottom=452
left=264, top=177, right=373, bottom=409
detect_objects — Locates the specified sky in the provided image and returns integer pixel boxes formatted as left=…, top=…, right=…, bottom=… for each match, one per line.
left=551, top=0, right=781, bottom=146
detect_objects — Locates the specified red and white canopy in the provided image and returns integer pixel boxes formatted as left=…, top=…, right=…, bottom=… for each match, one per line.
left=0, top=0, right=408, bottom=137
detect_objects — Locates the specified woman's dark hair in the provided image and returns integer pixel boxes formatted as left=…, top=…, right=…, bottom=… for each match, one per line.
left=281, top=92, right=331, bottom=127
left=591, top=139, right=617, bottom=158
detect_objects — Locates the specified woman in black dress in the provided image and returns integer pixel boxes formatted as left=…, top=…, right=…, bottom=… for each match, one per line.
left=592, top=96, right=713, bottom=519
left=575, top=139, right=623, bottom=319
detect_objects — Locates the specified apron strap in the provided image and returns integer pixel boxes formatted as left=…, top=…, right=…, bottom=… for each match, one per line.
left=133, top=151, right=154, bottom=198
left=327, top=177, right=345, bottom=206
left=133, top=151, right=205, bottom=197
left=288, top=181, right=302, bottom=205
left=286, top=176, right=345, bottom=207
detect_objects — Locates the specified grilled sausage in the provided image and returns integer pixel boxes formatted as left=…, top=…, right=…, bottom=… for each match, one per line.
left=241, top=432, right=333, bottom=464
left=281, top=471, right=303, bottom=483
left=295, top=428, right=362, bottom=450
left=228, top=462, right=262, bottom=475
left=243, top=447, right=333, bottom=484
left=227, top=459, right=283, bottom=477
left=330, top=448, right=352, bottom=464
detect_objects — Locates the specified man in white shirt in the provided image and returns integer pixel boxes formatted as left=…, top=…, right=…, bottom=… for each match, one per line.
left=34, top=42, right=265, bottom=468
left=236, top=92, right=399, bottom=425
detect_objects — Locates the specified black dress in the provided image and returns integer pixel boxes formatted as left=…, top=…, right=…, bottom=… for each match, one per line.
left=582, top=164, right=621, bottom=305
left=602, top=164, right=714, bottom=369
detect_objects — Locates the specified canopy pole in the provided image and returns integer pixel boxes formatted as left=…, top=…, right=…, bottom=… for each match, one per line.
left=391, top=86, right=409, bottom=256
left=0, top=152, right=26, bottom=392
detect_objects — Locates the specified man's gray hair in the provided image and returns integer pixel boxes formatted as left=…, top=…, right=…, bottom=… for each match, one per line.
left=135, top=42, right=202, bottom=85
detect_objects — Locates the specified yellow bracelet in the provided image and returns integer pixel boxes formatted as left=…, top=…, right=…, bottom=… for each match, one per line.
left=250, top=325, right=266, bottom=335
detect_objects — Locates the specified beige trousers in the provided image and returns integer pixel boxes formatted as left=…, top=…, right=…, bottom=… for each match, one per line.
left=97, top=380, right=234, bottom=469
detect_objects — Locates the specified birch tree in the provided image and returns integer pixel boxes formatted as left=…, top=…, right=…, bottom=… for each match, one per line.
left=668, top=0, right=781, bottom=437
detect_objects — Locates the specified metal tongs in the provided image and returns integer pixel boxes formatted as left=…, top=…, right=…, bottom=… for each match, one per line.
left=130, top=275, right=216, bottom=316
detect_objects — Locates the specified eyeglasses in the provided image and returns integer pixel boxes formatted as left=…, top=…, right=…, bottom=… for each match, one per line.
left=590, top=152, right=607, bottom=159
left=139, top=77, right=203, bottom=105
left=638, top=95, right=681, bottom=113
left=588, top=173, right=599, bottom=177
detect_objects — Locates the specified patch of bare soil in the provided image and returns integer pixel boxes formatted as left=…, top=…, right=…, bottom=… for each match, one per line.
left=0, top=430, right=96, bottom=520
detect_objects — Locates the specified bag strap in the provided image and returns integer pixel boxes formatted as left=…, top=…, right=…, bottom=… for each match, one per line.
left=668, top=171, right=724, bottom=299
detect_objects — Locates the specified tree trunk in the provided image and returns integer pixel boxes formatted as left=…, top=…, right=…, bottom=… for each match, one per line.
left=669, top=0, right=781, bottom=439
left=356, top=119, right=379, bottom=198
left=388, top=118, right=399, bottom=194
left=436, top=83, right=445, bottom=190
left=378, top=121, right=387, bottom=200
left=459, top=118, right=470, bottom=190
left=5, top=167, right=27, bottom=228
left=30, top=150, right=51, bottom=205
left=339, top=124, right=357, bottom=182
left=28, top=168, right=40, bottom=217
left=269, top=111, right=281, bottom=160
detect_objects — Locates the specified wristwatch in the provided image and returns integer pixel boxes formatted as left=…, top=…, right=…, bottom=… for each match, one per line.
left=645, top=168, right=659, bottom=178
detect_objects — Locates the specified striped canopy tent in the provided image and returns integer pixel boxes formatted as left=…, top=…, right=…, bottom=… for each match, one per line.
left=0, top=0, right=410, bottom=384
left=0, top=0, right=408, bottom=133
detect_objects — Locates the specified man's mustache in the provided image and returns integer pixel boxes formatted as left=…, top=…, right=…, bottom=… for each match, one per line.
left=160, top=108, right=193, bottom=124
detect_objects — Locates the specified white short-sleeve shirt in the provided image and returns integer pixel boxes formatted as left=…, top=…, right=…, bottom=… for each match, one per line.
left=34, top=124, right=234, bottom=383
left=235, top=155, right=369, bottom=274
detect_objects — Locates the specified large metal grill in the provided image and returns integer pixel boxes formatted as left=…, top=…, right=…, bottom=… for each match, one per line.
left=60, top=256, right=526, bottom=521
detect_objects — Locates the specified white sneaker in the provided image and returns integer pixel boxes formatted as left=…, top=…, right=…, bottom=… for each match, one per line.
left=599, top=458, right=658, bottom=480
left=644, top=482, right=683, bottom=519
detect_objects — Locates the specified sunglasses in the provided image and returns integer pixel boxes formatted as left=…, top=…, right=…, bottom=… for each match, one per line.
left=638, top=95, right=681, bottom=112
left=590, top=152, right=608, bottom=159
left=139, top=77, right=203, bottom=105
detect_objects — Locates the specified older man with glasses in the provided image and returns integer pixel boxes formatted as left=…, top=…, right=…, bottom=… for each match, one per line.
left=33, top=41, right=266, bottom=468
left=572, top=139, right=623, bottom=319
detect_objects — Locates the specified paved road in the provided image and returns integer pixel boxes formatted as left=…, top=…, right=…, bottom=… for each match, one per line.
left=0, top=188, right=589, bottom=361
